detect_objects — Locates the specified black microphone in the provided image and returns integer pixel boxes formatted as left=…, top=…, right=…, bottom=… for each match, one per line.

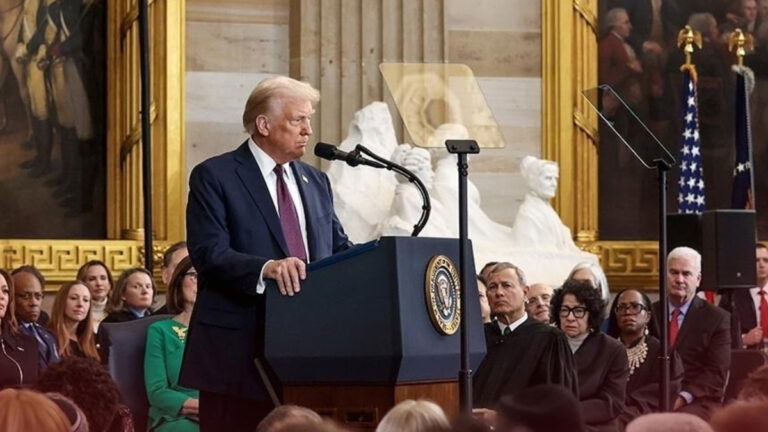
left=314, top=142, right=386, bottom=168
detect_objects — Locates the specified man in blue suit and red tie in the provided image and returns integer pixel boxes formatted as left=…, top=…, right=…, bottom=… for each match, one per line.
left=180, top=76, right=352, bottom=431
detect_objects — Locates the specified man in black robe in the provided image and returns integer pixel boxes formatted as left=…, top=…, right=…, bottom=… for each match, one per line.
left=473, top=262, right=579, bottom=408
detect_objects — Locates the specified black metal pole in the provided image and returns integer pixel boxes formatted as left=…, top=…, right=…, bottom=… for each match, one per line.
left=657, top=160, right=671, bottom=412
left=138, top=0, right=153, bottom=272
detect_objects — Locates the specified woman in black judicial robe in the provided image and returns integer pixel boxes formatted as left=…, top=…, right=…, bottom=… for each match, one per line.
left=552, top=280, right=629, bottom=432
left=606, top=289, right=684, bottom=429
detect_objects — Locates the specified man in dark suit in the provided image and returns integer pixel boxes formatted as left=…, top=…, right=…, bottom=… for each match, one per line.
left=653, top=247, right=731, bottom=420
left=11, top=266, right=59, bottom=371
left=179, top=76, right=351, bottom=432
left=723, top=243, right=768, bottom=348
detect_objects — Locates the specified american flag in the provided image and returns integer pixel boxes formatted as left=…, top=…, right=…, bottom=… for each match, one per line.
left=677, top=69, right=706, bottom=214
left=731, top=66, right=754, bottom=209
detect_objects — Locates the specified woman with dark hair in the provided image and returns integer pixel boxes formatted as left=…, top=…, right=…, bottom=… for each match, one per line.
left=77, top=260, right=114, bottom=331
left=48, top=281, right=100, bottom=361
left=552, top=280, right=628, bottom=432
left=102, top=267, right=155, bottom=324
left=144, top=256, right=200, bottom=431
left=607, top=289, right=684, bottom=426
left=0, top=269, right=39, bottom=389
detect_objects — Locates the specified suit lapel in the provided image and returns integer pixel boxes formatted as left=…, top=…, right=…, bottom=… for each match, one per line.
left=674, top=296, right=703, bottom=348
left=291, top=162, right=319, bottom=260
left=233, top=142, right=290, bottom=257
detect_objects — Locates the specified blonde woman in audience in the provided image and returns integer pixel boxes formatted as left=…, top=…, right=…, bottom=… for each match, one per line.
left=375, top=399, right=450, bottom=432
left=0, top=388, right=71, bottom=431
left=49, top=281, right=100, bottom=361
left=102, top=267, right=155, bottom=324
left=144, top=256, right=200, bottom=432
left=77, top=260, right=114, bottom=331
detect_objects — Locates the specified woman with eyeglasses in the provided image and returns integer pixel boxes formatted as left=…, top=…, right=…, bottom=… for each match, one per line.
left=552, top=279, right=628, bottom=432
left=144, top=256, right=200, bottom=432
left=606, top=289, right=684, bottom=427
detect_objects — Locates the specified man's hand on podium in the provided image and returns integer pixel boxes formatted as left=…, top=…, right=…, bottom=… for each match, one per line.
left=264, top=257, right=306, bottom=296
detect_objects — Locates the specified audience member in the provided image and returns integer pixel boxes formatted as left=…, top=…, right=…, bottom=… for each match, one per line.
left=552, top=280, right=628, bottom=432
left=36, top=357, right=126, bottom=432
left=496, top=384, right=586, bottom=432
left=256, top=405, right=323, bottom=432
left=12, top=265, right=50, bottom=325
left=11, top=265, right=59, bottom=372
left=478, top=261, right=498, bottom=284
left=375, top=399, right=450, bottom=432
left=77, top=260, right=115, bottom=332
left=0, top=388, right=71, bottom=431
left=625, top=412, right=713, bottom=432
left=737, top=364, right=768, bottom=401
left=709, top=400, right=768, bottom=432
left=567, top=261, right=611, bottom=306
left=653, top=247, right=730, bottom=420
left=144, top=256, right=200, bottom=432
left=49, top=281, right=100, bottom=361
left=103, top=267, right=155, bottom=324
left=526, top=283, right=554, bottom=324
left=473, top=263, right=577, bottom=408
left=722, top=243, right=768, bottom=348
left=0, top=268, right=39, bottom=389
left=477, top=277, right=491, bottom=323
left=45, top=392, right=90, bottom=432
left=607, top=289, right=684, bottom=425
left=155, top=241, right=189, bottom=314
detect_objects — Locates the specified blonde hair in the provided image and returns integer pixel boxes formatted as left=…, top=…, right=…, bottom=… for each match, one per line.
left=375, top=400, right=449, bottom=432
left=49, top=282, right=100, bottom=361
left=0, top=389, right=71, bottom=432
left=242, top=76, right=320, bottom=135
left=107, top=267, right=155, bottom=314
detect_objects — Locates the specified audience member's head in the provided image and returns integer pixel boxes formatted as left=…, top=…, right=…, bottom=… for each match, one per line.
left=107, top=267, right=155, bottom=314
left=161, top=241, right=188, bottom=286
left=375, top=399, right=450, bottom=432
left=36, top=357, right=121, bottom=432
left=497, top=384, right=585, bottom=432
left=606, top=288, right=655, bottom=340
left=756, top=243, right=768, bottom=285
left=738, top=364, right=768, bottom=401
left=256, top=405, right=323, bottom=432
left=165, top=256, right=197, bottom=314
left=526, top=283, right=554, bottom=324
left=710, top=400, right=768, bottom=432
left=626, top=412, right=713, bottom=432
left=688, top=13, right=719, bottom=41
left=485, top=262, right=529, bottom=324
left=45, top=392, right=89, bottom=432
left=0, top=268, right=18, bottom=334
left=566, top=261, right=609, bottom=303
left=667, top=246, right=702, bottom=307
left=0, top=388, right=71, bottom=432
left=76, top=260, right=114, bottom=304
left=742, top=0, right=759, bottom=23
left=479, top=262, right=499, bottom=284
left=477, top=277, right=491, bottom=323
left=49, top=281, right=99, bottom=361
left=12, top=265, right=45, bottom=324
left=552, top=279, right=605, bottom=338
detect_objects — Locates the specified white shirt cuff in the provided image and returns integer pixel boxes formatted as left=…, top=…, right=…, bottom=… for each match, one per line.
left=256, top=260, right=273, bottom=294
left=680, top=391, right=694, bottom=405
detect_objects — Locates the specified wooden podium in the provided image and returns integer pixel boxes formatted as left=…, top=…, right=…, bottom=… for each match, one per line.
left=263, top=237, right=486, bottom=430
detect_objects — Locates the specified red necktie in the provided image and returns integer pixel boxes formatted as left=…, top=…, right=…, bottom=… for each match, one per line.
left=759, top=291, right=768, bottom=337
left=669, top=308, right=681, bottom=346
left=274, top=165, right=307, bottom=261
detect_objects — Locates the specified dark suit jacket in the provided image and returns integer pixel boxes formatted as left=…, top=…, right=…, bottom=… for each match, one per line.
left=18, top=321, right=59, bottom=371
left=179, top=142, right=351, bottom=400
left=723, top=289, right=758, bottom=335
left=574, top=332, right=628, bottom=432
left=653, top=297, right=731, bottom=418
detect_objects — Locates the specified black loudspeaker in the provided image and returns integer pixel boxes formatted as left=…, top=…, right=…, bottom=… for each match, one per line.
left=667, top=213, right=702, bottom=253
left=701, top=210, right=757, bottom=290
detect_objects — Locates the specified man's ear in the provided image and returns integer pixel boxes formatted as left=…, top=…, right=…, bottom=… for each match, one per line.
left=255, top=115, right=270, bottom=136
left=523, top=285, right=530, bottom=298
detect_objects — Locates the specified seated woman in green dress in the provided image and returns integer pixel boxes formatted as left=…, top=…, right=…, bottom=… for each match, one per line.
left=144, top=256, right=199, bottom=432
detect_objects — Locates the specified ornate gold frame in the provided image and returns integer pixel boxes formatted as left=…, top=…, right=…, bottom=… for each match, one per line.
left=542, top=0, right=660, bottom=291
left=1, top=1, right=186, bottom=289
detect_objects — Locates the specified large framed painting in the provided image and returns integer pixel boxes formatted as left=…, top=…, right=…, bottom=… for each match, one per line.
left=0, top=0, right=185, bottom=287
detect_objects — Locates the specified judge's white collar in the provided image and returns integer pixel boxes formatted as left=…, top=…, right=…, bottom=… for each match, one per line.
left=496, top=312, right=528, bottom=335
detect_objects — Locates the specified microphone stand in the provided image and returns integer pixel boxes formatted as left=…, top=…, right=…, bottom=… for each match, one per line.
left=354, top=144, right=432, bottom=237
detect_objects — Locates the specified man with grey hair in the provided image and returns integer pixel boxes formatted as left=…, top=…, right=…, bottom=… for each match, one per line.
left=472, top=262, right=577, bottom=409
left=181, top=75, right=352, bottom=431
left=652, top=247, right=731, bottom=420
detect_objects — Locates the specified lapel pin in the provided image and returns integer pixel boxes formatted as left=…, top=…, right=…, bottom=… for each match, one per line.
left=302, top=175, right=309, bottom=184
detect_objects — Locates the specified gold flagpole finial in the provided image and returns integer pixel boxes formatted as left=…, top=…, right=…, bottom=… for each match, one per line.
left=677, top=25, right=703, bottom=66
left=728, top=29, right=755, bottom=67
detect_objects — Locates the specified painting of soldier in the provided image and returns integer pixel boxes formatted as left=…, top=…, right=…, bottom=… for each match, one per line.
left=0, top=0, right=106, bottom=238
